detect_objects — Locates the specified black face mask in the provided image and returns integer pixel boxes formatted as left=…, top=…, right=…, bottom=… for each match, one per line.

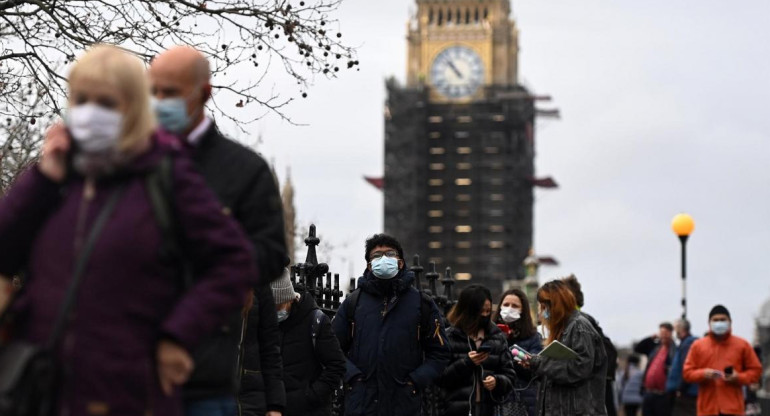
left=478, top=315, right=491, bottom=329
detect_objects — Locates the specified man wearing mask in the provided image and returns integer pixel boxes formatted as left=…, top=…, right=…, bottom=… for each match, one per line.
left=665, top=319, right=698, bottom=416
left=331, top=234, right=450, bottom=416
left=150, top=47, right=287, bottom=416
left=634, top=322, right=676, bottom=416
left=683, top=305, right=761, bottom=416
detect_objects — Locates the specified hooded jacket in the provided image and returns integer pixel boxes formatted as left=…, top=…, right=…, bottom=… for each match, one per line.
left=683, top=331, right=761, bottom=416
left=0, top=134, right=255, bottom=416
left=438, top=322, right=517, bottom=416
left=331, top=269, right=450, bottom=416
left=277, top=292, right=345, bottom=416
left=532, top=311, right=608, bottom=416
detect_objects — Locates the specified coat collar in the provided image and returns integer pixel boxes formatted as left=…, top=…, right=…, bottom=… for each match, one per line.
left=357, top=269, right=415, bottom=297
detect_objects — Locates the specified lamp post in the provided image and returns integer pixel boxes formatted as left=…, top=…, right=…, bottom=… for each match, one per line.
left=671, top=213, right=695, bottom=320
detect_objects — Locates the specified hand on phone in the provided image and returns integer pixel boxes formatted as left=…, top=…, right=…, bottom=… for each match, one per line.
left=39, top=123, right=71, bottom=182
left=704, top=369, right=724, bottom=380
left=468, top=351, right=489, bottom=366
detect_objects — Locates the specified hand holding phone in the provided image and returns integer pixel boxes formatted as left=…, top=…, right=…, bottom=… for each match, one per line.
left=39, top=123, right=71, bottom=182
left=476, top=344, right=493, bottom=353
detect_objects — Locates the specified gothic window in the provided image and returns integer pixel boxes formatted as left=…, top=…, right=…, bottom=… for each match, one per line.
left=447, top=9, right=452, bottom=25
left=429, top=8, right=434, bottom=24
left=465, top=9, right=470, bottom=24
left=438, top=9, right=443, bottom=26
left=474, top=8, right=479, bottom=23
left=456, top=8, right=461, bottom=24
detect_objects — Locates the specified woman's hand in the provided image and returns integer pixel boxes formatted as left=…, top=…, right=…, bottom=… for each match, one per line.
left=157, top=339, right=194, bottom=396
left=483, top=375, right=497, bottom=391
left=468, top=351, right=489, bottom=366
left=39, top=123, right=70, bottom=182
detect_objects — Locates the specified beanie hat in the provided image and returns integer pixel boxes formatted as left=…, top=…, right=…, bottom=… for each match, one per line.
left=709, top=304, right=731, bottom=320
left=271, top=269, right=299, bottom=305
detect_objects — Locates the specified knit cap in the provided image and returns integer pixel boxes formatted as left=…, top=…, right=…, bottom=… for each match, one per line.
left=709, top=304, right=731, bottom=320
left=271, top=269, right=299, bottom=305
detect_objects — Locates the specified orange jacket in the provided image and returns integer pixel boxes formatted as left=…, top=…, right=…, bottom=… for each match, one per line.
left=683, top=332, right=762, bottom=416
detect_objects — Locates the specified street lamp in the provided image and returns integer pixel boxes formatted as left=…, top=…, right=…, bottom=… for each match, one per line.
left=671, top=213, right=695, bottom=320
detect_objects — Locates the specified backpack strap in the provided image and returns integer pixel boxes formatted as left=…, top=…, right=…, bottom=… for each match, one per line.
left=418, top=291, right=444, bottom=346
left=144, top=155, right=192, bottom=290
left=47, top=185, right=126, bottom=348
left=343, top=288, right=361, bottom=353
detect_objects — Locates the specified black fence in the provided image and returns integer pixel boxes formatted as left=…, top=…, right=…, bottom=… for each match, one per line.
left=287, top=224, right=459, bottom=416
left=289, top=224, right=460, bottom=317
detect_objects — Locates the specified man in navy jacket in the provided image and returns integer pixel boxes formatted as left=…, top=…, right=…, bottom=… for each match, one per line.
left=332, top=234, right=450, bottom=416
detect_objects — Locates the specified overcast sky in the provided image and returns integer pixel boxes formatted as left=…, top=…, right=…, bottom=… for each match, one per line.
left=220, top=0, right=770, bottom=346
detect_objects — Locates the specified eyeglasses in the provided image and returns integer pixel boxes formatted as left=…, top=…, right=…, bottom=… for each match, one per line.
left=370, top=250, right=399, bottom=260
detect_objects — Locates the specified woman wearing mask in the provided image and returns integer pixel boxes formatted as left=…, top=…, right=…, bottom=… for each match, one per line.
left=438, top=284, right=517, bottom=416
left=0, top=45, right=255, bottom=416
left=495, top=289, right=543, bottom=416
left=526, top=280, right=607, bottom=416
left=270, top=271, right=345, bottom=416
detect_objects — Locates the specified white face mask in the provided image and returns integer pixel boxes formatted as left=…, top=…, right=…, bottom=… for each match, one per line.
left=500, top=307, right=521, bottom=323
left=67, top=103, right=124, bottom=153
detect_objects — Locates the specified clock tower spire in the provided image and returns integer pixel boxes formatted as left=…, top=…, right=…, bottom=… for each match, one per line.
left=407, top=0, right=519, bottom=101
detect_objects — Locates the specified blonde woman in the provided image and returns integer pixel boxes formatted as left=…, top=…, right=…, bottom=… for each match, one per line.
left=0, top=45, right=255, bottom=416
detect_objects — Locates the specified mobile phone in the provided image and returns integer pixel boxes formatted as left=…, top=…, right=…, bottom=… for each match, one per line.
left=476, top=345, right=493, bottom=353
left=724, top=366, right=734, bottom=376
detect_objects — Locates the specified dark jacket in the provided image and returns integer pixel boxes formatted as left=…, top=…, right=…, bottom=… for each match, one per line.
left=665, top=335, right=698, bottom=397
left=438, top=322, right=517, bottom=416
left=279, top=292, right=345, bottom=416
left=532, top=311, right=608, bottom=416
left=331, top=269, right=451, bottom=416
left=507, top=331, right=543, bottom=416
left=181, top=122, right=288, bottom=406
left=0, top=135, right=255, bottom=416
left=190, top=122, right=288, bottom=282
left=239, top=285, right=286, bottom=415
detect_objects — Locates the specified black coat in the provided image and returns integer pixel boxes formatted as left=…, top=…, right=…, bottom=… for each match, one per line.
left=279, top=292, right=346, bottom=416
left=239, top=285, right=286, bottom=415
left=183, top=122, right=288, bottom=402
left=191, top=122, right=288, bottom=282
left=438, top=322, right=517, bottom=416
left=331, top=270, right=451, bottom=416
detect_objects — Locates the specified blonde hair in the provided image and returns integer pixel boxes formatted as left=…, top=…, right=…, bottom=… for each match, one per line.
left=68, top=44, right=155, bottom=154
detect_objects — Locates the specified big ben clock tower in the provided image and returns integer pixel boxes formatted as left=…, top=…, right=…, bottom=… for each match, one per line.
left=384, top=0, right=537, bottom=299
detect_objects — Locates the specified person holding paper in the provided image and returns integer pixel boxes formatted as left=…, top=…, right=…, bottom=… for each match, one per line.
left=527, top=279, right=608, bottom=416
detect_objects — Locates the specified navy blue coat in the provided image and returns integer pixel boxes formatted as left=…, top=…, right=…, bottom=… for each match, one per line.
left=507, top=331, right=543, bottom=416
left=331, top=269, right=450, bottom=416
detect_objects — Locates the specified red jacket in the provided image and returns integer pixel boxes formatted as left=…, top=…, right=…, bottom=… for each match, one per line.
left=682, top=331, right=761, bottom=416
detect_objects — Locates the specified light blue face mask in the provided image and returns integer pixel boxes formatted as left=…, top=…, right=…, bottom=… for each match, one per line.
left=276, top=310, right=290, bottom=323
left=371, top=257, right=399, bottom=280
left=543, top=308, right=551, bottom=321
left=153, top=97, right=191, bottom=134
left=710, top=320, right=730, bottom=336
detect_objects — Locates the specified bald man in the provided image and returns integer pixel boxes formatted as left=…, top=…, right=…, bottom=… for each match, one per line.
left=150, top=47, right=287, bottom=416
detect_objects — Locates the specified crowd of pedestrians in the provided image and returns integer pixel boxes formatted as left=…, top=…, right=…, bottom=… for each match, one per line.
left=621, top=306, right=763, bottom=416
left=0, top=43, right=764, bottom=416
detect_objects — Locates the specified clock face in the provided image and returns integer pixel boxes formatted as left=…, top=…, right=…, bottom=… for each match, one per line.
left=430, top=46, right=485, bottom=99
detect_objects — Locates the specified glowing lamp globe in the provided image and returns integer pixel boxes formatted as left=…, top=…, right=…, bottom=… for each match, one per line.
left=671, top=213, right=695, bottom=237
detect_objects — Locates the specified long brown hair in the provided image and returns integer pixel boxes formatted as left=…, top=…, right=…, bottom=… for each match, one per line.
left=447, top=284, right=492, bottom=335
left=494, top=288, right=536, bottom=339
left=537, top=280, right=577, bottom=344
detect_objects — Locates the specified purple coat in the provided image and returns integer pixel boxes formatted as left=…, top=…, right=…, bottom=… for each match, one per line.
left=0, top=133, right=256, bottom=416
